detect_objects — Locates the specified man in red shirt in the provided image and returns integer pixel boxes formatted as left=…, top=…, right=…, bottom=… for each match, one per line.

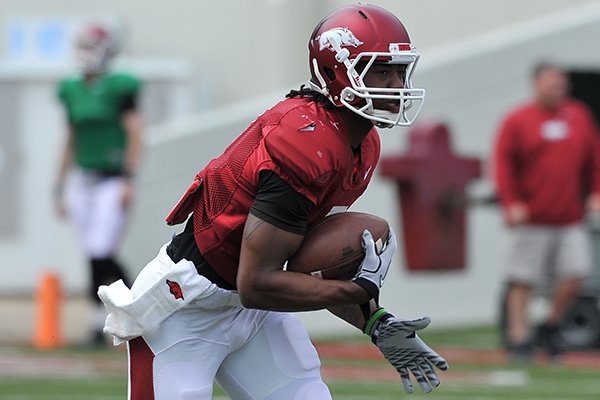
left=98, top=4, right=447, bottom=399
left=493, top=62, right=600, bottom=360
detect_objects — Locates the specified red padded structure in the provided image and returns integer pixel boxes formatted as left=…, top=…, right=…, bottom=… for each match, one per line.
left=379, top=121, right=481, bottom=271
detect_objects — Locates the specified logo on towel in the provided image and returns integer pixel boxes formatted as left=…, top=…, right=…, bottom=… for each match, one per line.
left=166, top=280, right=184, bottom=300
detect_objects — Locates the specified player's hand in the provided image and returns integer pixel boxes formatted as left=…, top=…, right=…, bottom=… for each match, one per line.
left=352, top=228, right=397, bottom=300
left=505, top=202, right=529, bottom=226
left=54, top=198, right=67, bottom=219
left=365, top=311, right=448, bottom=394
left=586, top=193, right=600, bottom=214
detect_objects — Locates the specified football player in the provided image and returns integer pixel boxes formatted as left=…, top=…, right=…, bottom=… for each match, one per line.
left=54, top=23, right=143, bottom=345
left=99, top=4, right=447, bottom=399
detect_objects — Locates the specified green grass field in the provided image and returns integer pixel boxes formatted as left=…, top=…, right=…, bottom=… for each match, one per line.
left=1, top=325, right=599, bottom=399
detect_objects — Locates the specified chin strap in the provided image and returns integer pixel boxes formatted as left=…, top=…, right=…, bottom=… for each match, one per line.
left=310, top=58, right=330, bottom=99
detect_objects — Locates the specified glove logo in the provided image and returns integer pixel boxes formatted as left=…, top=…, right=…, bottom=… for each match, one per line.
left=166, top=279, right=184, bottom=300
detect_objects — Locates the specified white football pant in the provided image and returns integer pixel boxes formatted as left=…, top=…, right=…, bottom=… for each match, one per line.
left=127, top=249, right=332, bottom=400
left=65, top=168, right=128, bottom=258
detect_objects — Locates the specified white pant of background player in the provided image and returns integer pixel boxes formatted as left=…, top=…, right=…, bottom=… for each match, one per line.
left=65, top=168, right=128, bottom=258
left=127, top=245, right=332, bottom=400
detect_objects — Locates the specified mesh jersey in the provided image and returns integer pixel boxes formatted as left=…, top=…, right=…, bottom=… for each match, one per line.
left=167, top=97, right=381, bottom=287
left=57, top=72, right=141, bottom=172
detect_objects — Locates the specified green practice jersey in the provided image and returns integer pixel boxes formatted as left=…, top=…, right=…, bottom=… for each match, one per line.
left=58, top=72, right=141, bottom=172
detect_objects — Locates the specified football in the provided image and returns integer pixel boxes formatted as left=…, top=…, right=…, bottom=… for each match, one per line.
left=286, top=212, right=390, bottom=280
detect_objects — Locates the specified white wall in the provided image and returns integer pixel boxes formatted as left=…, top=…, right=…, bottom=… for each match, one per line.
left=1, top=0, right=598, bottom=108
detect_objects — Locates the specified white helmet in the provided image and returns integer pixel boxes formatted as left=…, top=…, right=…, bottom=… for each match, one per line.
left=75, top=24, right=117, bottom=74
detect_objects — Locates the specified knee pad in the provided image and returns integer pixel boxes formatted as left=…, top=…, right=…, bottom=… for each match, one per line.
left=178, top=388, right=213, bottom=400
left=154, top=357, right=218, bottom=400
left=217, top=314, right=330, bottom=400
left=265, top=315, right=322, bottom=376
left=263, top=379, right=332, bottom=400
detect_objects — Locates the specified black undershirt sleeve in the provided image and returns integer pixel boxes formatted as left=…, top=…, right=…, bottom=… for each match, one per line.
left=120, top=93, right=137, bottom=112
left=249, top=170, right=315, bottom=235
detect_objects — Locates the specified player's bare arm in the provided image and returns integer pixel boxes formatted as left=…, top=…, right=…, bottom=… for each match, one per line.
left=121, top=110, right=143, bottom=209
left=237, top=213, right=371, bottom=310
left=54, top=125, right=75, bottom=218
left=122, top=110, right=143, bottom=177
left=327, top=301, right=379, bottom=330
left=56, top=125, right=75, bottom=189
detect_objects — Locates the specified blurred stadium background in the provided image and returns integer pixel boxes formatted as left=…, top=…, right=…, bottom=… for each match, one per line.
left=1, top=0, right=600, bottom=370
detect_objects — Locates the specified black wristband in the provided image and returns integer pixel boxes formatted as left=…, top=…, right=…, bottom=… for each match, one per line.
left=364, top=309, right=394, bottom=343
left=352, top=277, right=379, bottom=303
left=370, top=313, right=394, bottom=343
left=363, top=307, right=393, bottom=334
left=122, top=170, right=135, bottom=179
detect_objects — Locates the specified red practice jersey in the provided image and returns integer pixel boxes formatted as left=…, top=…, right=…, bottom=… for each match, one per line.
left=167, top=97, right=380, bottom=287
left=493, top=99, right=600, bottom=225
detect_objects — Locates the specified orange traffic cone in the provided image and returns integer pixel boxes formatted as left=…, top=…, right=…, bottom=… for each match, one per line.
left=33, top=271, right=64, bottom=349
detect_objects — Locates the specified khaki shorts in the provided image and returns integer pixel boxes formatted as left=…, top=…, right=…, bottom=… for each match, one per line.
left=504, top=223, right=592, bottom=284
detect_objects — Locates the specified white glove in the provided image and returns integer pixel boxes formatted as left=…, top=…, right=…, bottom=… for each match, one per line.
left=352, top=228, right=397, bottom=300
left=365, top=310, right=448, bottom=394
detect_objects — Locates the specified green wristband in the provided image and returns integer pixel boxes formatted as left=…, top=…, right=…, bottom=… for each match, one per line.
left=364, top=308, right=388, bottom=335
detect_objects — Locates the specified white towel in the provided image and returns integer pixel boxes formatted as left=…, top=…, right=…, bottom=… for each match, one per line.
left=98, top=250, right=218, bottom=345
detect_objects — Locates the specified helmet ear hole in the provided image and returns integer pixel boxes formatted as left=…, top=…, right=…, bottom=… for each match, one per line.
left=323, top=67, right=336, bottom=82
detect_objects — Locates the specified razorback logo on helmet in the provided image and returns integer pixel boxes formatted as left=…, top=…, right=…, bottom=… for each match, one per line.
left=318, top=27, right=363, bottom=53
left=166, top=279, right=184, bottom=300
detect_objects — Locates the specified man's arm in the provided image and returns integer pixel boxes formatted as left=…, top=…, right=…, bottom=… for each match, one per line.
left=238, top=171, right=390, bottom=310
left=120, top=110, right=143, bottom=209
left=493, top=116, right=528, bottom=225
left=582, top=106, right=600, bottom=212
left=238, top=213, right=372, bottom=310
left=54, top=124, right=75, bottom=218
left=122, top=110, right=143, bottom=178
left=327, top=301, right=378, bottom=330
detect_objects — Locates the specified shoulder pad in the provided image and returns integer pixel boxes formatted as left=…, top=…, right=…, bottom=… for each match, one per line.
left=110, top=72, right=142, bottom=94
left=57, top=77, right=78, bottom=100
left=263, top=105, right=345, bottom=197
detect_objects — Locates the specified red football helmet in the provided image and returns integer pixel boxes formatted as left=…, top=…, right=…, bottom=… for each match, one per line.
left=308, top=4, right=424, bottom=128
left=75, top=24, right=117, bottom=74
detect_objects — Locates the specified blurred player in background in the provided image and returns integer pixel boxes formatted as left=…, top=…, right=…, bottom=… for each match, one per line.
left=98, top=4, right=447, bottom=399
left=54, top=23, right=143, bottom=345
left=493, top=62, right=600, bottom=360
